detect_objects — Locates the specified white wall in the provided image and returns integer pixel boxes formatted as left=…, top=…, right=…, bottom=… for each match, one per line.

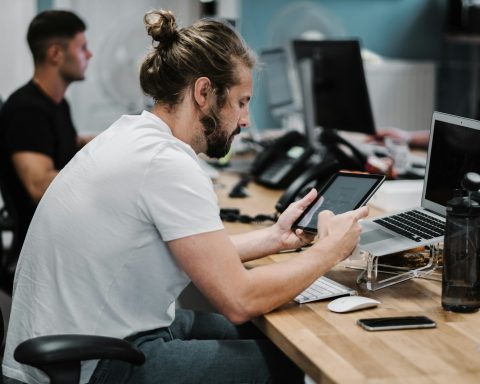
left=365, top=60, right=436, bottom=132
left=1, top=1, right=245, bottom=134
left=0, top=0, right=35, bottom=100
left=53, top=0, right=201, bottom=134
left=217, top=0, right=239, bottom=20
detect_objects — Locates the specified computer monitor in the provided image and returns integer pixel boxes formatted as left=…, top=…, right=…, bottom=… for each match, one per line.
left=259, top=47, right=297, bottom=119
left=292, top=39, right=376, bottom=135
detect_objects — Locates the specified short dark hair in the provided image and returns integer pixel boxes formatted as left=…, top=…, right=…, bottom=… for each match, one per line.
left=27, top=10, right=86, bottom=64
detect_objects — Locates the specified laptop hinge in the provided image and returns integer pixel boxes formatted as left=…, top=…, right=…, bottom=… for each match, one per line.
left=423, top=207, right=446, bottom=219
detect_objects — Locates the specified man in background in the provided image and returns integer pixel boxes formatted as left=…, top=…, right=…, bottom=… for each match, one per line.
left=0, top=10, right=93, bottom=292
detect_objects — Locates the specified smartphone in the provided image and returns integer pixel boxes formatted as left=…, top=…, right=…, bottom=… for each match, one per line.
left=292, top=172, right=385, bottom=233
left=357, top=316, right=437, bottom=331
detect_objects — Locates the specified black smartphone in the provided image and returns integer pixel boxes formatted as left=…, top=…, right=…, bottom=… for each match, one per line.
left=292, top=172, right=385, bottom=233
left=357, top=316, right=437, bottom=331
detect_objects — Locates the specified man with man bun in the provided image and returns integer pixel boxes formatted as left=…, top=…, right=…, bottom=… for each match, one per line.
left=2, top=9, right=367, bottom=383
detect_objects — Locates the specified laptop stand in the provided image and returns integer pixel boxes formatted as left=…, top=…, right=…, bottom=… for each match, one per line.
left=348, top=244, right=442, bottom=291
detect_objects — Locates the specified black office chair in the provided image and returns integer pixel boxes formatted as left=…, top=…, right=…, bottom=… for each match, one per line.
left=0, top=183, right=19, bottom=296
left=0, top=95, right=20, bottom=295
left=0, top=306, right=145, bottom=384
left=0, top=206, right=14, bottom=268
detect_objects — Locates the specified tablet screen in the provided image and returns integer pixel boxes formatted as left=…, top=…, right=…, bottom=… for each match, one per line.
left=292, top=172, right=385, bottom=233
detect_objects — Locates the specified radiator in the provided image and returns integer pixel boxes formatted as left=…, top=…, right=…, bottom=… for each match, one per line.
left=364, top=60, right=436, bottom=132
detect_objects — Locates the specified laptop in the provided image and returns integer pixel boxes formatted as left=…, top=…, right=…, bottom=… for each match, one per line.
left=359, top=111, right=480, bottom=256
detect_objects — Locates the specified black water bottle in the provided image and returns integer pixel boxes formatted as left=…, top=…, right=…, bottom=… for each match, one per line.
left=442, top=172, right=480, bottom=312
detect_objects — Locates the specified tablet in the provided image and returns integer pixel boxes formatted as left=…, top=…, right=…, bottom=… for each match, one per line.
left=292, top=172, right=385, bottom=233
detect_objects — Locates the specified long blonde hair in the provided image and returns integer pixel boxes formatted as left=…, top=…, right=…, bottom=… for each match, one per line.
left=140, top=10, right=256, bottom=110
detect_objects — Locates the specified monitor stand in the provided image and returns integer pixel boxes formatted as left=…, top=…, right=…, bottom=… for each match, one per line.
left=351, top=244, right=442, bottom=291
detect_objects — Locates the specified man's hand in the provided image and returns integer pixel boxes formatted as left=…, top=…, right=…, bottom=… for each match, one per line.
left=316, top=206, right=369, bottom=262
left=272, top=189, right=318, bottom=250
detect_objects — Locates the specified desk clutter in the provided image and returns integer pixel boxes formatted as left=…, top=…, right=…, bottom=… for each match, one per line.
left=216, top=112, right=480, bottom=316
left=376, top=247, right=442, bottom=269
left=216, top=124, right=480, bottom=382
left=219, top=208, right=277, bottom=224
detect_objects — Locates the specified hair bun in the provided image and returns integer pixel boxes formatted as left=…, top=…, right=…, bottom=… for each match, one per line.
left=144, top=9, right=178, bottom=48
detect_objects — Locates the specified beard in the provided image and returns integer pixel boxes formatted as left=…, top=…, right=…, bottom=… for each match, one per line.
left=60, top=54, right=87, bottom=83
left=200, top=110, right=240, bottom=158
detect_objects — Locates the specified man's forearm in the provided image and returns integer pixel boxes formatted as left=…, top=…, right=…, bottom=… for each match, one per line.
left=12, top=151, right=59, bottom=203
left=231, top=226, right=284, bottom=262
left=29, top=169, right=58, bottom=202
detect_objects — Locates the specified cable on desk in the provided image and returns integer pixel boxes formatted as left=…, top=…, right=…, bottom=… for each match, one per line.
left=220, top=208, right=278, bottom=224
left=241, top=136, right=275, bottom=149
left=228, top=175, right=251, bottom=198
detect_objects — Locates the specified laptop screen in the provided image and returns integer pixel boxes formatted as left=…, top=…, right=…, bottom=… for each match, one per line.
left=422, top=112, right=480, bottom=215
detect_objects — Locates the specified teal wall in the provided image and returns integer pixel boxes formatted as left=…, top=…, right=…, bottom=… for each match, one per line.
left=37, top=0, right=53, bottom=12
left=239, top=0, right=452, bottom=130
left=240, top=0, right=447, bottom=59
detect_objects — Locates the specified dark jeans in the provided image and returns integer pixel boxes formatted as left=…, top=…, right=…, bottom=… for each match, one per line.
left=88, top=309, right=304, bottom=384
left=2, top=378, right=25, bottom=384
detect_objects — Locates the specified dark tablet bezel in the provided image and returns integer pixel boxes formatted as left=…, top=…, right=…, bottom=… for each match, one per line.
left=292, top=172, right=385, bottom=233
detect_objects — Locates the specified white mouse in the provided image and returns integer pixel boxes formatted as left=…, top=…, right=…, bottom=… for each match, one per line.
left=327, top=295, right=380, bottom=313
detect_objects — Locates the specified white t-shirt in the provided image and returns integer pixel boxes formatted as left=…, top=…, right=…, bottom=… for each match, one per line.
left=2, top=111, right=224, bottom=384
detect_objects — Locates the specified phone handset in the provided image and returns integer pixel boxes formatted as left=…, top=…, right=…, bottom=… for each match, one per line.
left=275, top=157, right=340, bottom=213
left=320, top=130, right=367, bottom=171
left=251, top=131, right=314, bottom=189
left=250, top=130, right=306, bottom=177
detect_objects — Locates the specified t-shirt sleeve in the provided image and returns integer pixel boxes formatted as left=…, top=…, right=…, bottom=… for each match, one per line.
left=4, top=104, right=55, bottom=157
left=139, top=146, right=224, bottom=241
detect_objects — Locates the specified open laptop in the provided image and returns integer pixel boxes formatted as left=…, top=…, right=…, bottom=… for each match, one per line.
left=359, top=111, right=480, bottom=256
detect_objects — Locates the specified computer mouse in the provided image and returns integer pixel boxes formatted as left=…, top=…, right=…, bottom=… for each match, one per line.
left=327, top=296, right=380, bottom=313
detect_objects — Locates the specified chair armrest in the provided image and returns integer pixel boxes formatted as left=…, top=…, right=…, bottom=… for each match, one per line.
left=14, top=334, right=145, bottom=366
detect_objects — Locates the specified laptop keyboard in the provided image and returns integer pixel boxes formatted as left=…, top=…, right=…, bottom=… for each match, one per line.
left=294, top=276, right=357, bottom=304
left=373, top=210, right=445, bottom=242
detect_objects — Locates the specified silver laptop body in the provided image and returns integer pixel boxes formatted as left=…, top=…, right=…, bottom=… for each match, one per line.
left=359, top=111, right=480, bottom=256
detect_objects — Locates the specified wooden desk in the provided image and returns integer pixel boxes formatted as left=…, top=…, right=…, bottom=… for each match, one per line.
left=216, top=171, right=480, bottom=384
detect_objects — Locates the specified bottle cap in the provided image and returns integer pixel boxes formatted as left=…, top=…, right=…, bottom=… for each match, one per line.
left=461, top=172, right=480, bottom=192
left=447, top=172, right=480, bottom=217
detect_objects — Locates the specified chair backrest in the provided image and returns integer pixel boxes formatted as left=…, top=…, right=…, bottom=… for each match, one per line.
left=0, top=179, right=20, bottom=292
left=0, top=204, right=17, bottom=260
left=0, top=97, right=21, bottom=294
left=1, top=305, right=4, bottom=349
left=1, top=303, right=4, bottom=381
left=2, top=303, right=145, bottom=384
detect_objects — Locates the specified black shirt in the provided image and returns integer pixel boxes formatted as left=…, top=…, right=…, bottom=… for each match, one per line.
left=0, top=80, right=78, bottom=252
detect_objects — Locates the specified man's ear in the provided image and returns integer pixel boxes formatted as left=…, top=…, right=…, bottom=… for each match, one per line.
left=193, top=77, right=212, bottom=110
left=46, top=43, right=65, bottom=65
